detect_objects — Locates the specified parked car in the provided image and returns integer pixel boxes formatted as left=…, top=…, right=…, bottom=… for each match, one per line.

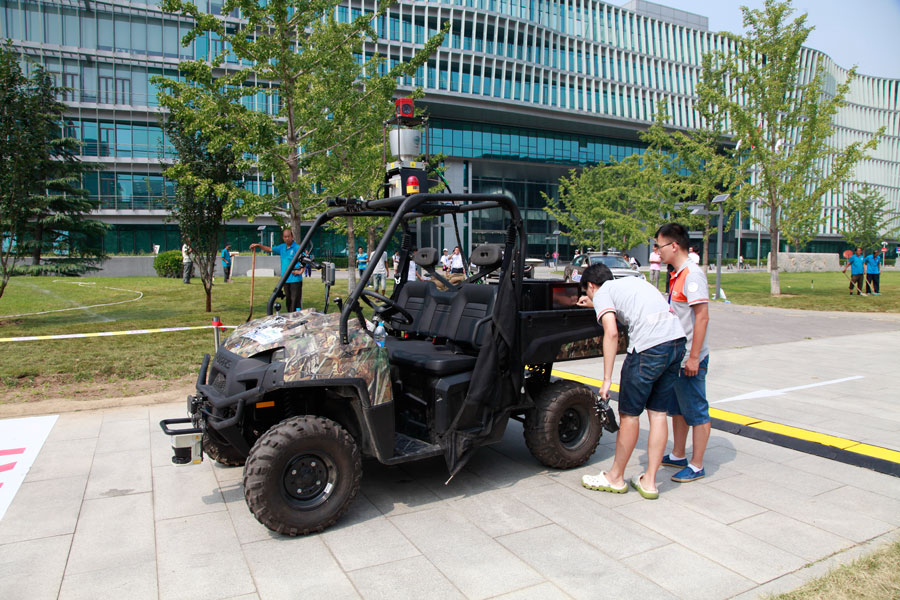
left=564, top=253, right=645, bottom=283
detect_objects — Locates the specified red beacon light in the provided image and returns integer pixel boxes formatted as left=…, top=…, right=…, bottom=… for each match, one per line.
left=395, top=98, right=414, bottom=118
left=405, top=175, right=420, bottom=195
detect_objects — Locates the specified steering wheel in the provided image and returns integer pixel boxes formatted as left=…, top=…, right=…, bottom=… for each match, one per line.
left=358, top=290, right=414, bottom=326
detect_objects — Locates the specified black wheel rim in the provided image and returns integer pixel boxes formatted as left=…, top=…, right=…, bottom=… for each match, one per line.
left=558, top=407, right=586, bottom=448
left=282, top=453, right=338, bottom=509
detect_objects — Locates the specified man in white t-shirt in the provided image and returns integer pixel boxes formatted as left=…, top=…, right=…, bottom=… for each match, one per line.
left=440, top=249, right=451, bottom=273
left=688, top=247, right=700, bottom=265
left=371, top=251, right=390, bottom=294
left=649, top=243, right=662, bottom=290
left=577, top=263, right=686, bottom=499
left=656, top=223, right=711, bottom=483
left=181, top=238, right=193, bottom=284
left=448, top=246, right=465, bottom=284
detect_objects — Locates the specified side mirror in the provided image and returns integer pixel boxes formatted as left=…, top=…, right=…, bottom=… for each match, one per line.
left=321, top=261, right=336, bottom=287
left=273, top=302, right=282, bottom=314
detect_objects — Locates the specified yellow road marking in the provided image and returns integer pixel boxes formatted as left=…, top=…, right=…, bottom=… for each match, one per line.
left=553, top=369, right=900, bottom=466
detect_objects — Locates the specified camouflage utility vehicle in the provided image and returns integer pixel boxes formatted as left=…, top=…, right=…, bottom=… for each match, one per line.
left=161, top=101, right=622, bottom=535
left=161, top=191, right=622, bottom=535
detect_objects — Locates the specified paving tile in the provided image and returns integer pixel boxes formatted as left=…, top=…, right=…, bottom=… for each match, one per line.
left=346, top=555, right=463, bottom=600
left=323, top=514, right=420, bottom=571
left=402, top=458, right=497, bottom=501
left=153, top=463, right=226, bottom=521
left=148, top=402, right=185, bottom=426
left=615, top=498, right=807, bottom=584
left=730, top=511, right=854, bottom=562
left=783, top=454, right=900, bottom=500
left=0, top=476, right=87, bottom=544
left=489, top=582, right=572, bottom=600
left=221, top=483, right=274, bottom=545
left=361, top=463, right=444, bottom=517
left=732, top=461, right=844, bottom=495
left=25, top=437, right=96, bottom=482
left=448, top=489, right=551, bottom=538
left=498, top=524, right=676, bottom=600
left=461, top=447, right=555, bottom=491
left=84, top=448, right=152, bottom=499
left=815, top=486, right=900, bottom=527
left=151, top=430, right=178, bottom=468
left=514, top=480, right=669, bottom=559
left=101, top=406, right=149, bottom=423
left=243, top=536, right=358, bottom=600
left=662, top=480, right=767, bottom=525
left=157, top=511, right=256, bottom=600
left=94, top=418, right=150, bottom=454
left=622, top=543, right=755, bottom=600
left=0, top=534, right=71, bottom=600
left=58, top=559, right=157, bottom=600
left=45, top=412, right=102, bottom=443
left=65, top=493, right=155, bottom=575
left=391, top=506, right=543, bottom=599
left=728, top=573, right=806, bottom=600
left=211, top=460, right=245, bottom=484
left=707, top=474, right=895, bottom=543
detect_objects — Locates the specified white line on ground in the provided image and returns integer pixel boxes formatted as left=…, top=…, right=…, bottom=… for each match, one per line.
left=712, top=375, right=865, bottom=403
left=0, top=280, right=143, bottom=319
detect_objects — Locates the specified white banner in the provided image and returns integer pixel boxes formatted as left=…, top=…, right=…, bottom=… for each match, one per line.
left=0, top=415, right=58, bottom=520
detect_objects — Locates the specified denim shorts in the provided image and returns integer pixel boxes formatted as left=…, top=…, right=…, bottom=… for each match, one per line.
left=618, top=338, right=686, bottom=417
left=669, top=355, right=710, bottom=426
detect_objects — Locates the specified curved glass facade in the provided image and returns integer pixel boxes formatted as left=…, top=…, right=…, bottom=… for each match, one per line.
left=1, top=0, right=897, bottom=257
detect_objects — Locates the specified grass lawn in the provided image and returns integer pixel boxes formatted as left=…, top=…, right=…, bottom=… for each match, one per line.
left=1, top=269, right=897, bottom=404
left=767, top=539, right=900, bottom=600
left=0, top=275, right=379, bottom=402
left=712, top=271, right=900, bottom=312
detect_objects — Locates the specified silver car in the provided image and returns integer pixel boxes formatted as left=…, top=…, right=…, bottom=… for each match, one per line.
left=566, top=253, right=646, bottom=282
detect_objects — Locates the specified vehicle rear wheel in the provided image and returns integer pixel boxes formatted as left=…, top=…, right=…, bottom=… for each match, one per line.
left=243, top=416, right=361, bottom=536
left=202, top=432, right=246, bottom=467
left=523, top=380, right=601, bottom=468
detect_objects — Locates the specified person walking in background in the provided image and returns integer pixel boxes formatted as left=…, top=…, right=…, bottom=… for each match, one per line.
left=577, top=263, right=686, bottom=499
left=220, top=242, right=234, bottom=283
left=656, top=223, right=712, bottom=483
left=842, top=247, right=866, bottom=296
left=372, top=250, right=390, bottom=294
left=181, top=238, right=193, bottom=284
left=864, top=250, right=882, bottom=295
left=303, top=249, right=314, bottom=278
left=251, top=229, right=303, bottom=311
left=449, top=246, right=465, bottom=285
left=356, top=247, right=368, bottom=283
left=649, top=243, right=662, bottom=290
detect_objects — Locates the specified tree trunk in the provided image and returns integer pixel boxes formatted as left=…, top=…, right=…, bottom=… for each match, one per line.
left=31, top=222, right=43, bottom=265
left=347, top=216, right=356, bottom=293
left=769, top=203, right=781, bottom=295
left=367, top=225, right=376, bottom=257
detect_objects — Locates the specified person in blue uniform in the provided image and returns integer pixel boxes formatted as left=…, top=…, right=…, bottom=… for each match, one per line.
left=251, top=229, right=303, bottom=311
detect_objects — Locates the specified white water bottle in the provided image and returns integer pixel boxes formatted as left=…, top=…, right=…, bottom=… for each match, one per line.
left=373, top=321, right=386, bottom=347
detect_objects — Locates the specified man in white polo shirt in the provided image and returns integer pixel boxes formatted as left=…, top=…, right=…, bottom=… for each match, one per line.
left=577, top=263, right=686, bottom=499
left=656, top=223, right=711, bottom=483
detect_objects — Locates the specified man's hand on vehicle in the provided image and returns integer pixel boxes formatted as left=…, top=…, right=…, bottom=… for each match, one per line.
left=577, top=295, right=593, bottom=308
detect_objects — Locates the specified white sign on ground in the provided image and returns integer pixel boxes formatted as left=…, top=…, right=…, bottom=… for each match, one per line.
left=0, top=415, right=58, bottom=520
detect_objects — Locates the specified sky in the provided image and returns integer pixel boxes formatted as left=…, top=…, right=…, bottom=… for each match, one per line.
left=614, top=0, right=900, bottom=79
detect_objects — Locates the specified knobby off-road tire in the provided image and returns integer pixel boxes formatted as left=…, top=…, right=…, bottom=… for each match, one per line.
left=202, top=432, right=246, bottom=467
left=524, top=380, right=602, bottom=468
left=243, top=416, right=361, bottom=536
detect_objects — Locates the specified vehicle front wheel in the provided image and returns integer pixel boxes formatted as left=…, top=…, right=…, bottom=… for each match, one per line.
left=524, top=381, right=601, bottom=468
left=243, top=416, right=361, bottom=536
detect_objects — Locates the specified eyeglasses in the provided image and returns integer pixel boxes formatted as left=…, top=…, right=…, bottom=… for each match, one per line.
left=657, top=241, right=676, bottom=250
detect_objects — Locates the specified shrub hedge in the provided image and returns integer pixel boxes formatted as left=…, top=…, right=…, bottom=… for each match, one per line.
left=153, top=250, right=183, bottom=278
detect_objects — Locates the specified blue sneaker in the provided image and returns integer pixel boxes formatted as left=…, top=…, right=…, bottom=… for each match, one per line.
left=671, top=466, right=705, bottom=482
left=662, top=454, right=688, bottom=468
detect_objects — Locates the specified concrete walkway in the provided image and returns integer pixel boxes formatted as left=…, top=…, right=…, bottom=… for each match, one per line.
left=2, top=305, right=900, bottom=599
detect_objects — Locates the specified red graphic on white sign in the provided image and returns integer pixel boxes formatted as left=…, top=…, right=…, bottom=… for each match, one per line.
left=0, top=416, right=57, bottom=519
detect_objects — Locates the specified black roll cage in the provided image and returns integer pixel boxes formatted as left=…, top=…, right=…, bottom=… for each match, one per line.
left=266, top=193, right=526, bottom=344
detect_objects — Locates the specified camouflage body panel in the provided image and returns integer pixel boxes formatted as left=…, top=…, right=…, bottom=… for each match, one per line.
left=223, top=309, right=392, bottom=407
left=553, top=330, right=629, bottom=361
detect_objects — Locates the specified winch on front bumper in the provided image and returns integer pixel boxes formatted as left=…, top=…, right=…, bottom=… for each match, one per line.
left=160, top=348, right=282, bottom=465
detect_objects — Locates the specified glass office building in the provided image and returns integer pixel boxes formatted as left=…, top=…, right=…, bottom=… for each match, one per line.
left=2, top=0, right=897, bottom=258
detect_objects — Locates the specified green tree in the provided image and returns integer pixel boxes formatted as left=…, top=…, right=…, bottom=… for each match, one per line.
left=155, top=0, right=445, bottom=246
left=161, top=112, right=249, bottom=312
left=0, top=45, right=104, bottom=300
left=543, top=151, right=673, bottom=253
left=700, top=0, right=881, bottom=294
left=643, top=99, right=742, bottom=268
left=838, top=184, right=900, bottom=253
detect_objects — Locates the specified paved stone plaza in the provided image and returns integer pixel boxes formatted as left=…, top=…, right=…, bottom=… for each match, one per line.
left=1, top=303, right=899, bottom=599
